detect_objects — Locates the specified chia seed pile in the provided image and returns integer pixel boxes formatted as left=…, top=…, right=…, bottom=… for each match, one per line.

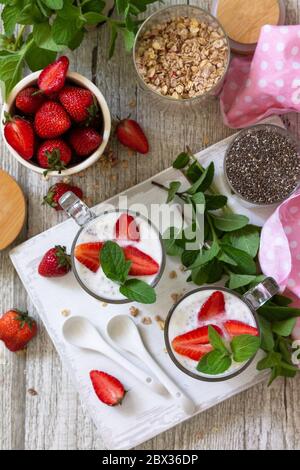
left=225, top=126, right=300, bottom=205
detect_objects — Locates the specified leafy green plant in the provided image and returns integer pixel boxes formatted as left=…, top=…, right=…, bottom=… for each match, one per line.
left=0, top=0, right=160, bottom=98
left=153, top=149, right=300, bottom=383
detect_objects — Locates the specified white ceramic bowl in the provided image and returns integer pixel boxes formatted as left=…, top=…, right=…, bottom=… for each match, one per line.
left=1, top=71, right=111, bottom=176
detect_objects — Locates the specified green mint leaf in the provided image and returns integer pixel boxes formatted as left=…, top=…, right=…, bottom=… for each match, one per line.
left=25, top=42, right=57, bottom=71
left=186, top=161, right=203, bottom=183
left=197, top=350, right=232, bottom=375
left=100, top=241, right=131, bottom=284
left=83, top=12, right=108, bottom=24
left=0, top=48, right=24, bottom=99
left=2, top=4, right=19, bottom=36
left=191, top=191, right=206, bottom=208
left=108, top=23, right=118, bottom=58
left=205, top=194, right=228, bottom=211
left=208, top=326, right=229, bottom=355
left=272, top=318, right=297, bottom=337
left=222, top=225, right=260, bottom=257
left=116, top=0, right=128, bottom=14
left=167, top=181, right=181, bottom=203
left=206, top=259, right=223, bottom=284
left=120, top=279, right=156, bottom=304
left=121, top=29, right=135, bottom=52
left=258, top=305, right=300, bottom=321
left=187, top=162, right=214, bottom=195
left=220, top=244, right=257, bottom=275
left=258, top=317, right=275, bottom=352
left=229, top=274, right=256, bottom=290
left=42, top=0, right=63, bottom=9
left=217, top=250, right=238, bottom=266
left=272, top=294, right=293, bottom=307
left=257, top=351, right=282, bottom=371
left=33, top=22, right=65, bottom=52
left=163, top=227, right=184, bottom=257
left=231, top=334, right=261, bottom=363
left=211, top=213, right=249, bottom=232
left=173, top=152, right=190, bottom=169
left=181, top=250, right=199, bottom=267
left=189, top=240, right=220, bottom=270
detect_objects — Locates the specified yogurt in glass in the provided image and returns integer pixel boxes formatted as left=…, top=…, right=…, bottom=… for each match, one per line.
left=73, top=210, right=164, bottom=303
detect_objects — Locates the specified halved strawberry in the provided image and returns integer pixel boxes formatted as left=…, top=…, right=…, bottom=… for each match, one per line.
left=172, top=342, right=213, bottom=361
left=123, top=246, right=159, bottom=276
left=38, top=56, right=69, bottom=96
left=198, top=291, right=225, bottom=321
left=90, top=371, right=126, bottom=406
left=74, top=242, right=103, bottom=273
left=115, top=213, right=140, bottom=242
left=172, top=324, right=223, bottom=348
left=224, top=320, right=259, bottom=338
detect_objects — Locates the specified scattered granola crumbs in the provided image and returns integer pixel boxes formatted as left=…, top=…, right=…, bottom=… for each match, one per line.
left=42, top=174, right=49, bottom=182
left=203, top=135, right=210, bottom=146
left=99, top=145, right=119, bottom=169
left=163, top=348, right=168, bottom=353
left=122, top=160, right=129, bottom=169
left=127, top=148, right=135, bottom=157
left=61, top=309, right=70, bottom=317
left=130, top=306, right=140, bottom=317
left=128, top=99, right=137, bottom=108
left=62, top=176, right=71, bottom=184
left=16, top=349, right=27, bottom=356
left=84, top=197, right=93, bottom=206
left=110, top=174, right=117, bottom=182
left=155, top=315, right=165, bottom=330
left=28, top=388, right=38, bottom=396
left=169, top=270, right=177, bottom=279
left=101, top=302, right=108, bottom=307
left=142, top=316, right=152, bottom=325
left=171, top=293, right=180, bottom=303
left=135, top=16, right=228, bottom=99
left=179, top=265, right=185, bottom=272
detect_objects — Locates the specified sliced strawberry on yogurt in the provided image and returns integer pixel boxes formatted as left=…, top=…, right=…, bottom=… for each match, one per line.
left=198, top=291, right=225, bottom=321
left=115, top=213, right=140, bottom=242
left=224, top=320, right=259, bottom=338
left=172, top=325, right=222, bottom=361
left=74, top=242, right=104, bottom=273
left=123, top=246, right=159, bottom=276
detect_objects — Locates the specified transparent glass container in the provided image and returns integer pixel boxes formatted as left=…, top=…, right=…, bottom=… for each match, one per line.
left=133, top=4, right=231, bottom=110
left=165, top=278, right=279, bottom=382
left=224, top=124, right=300, bottom=208
left=59, top=191, right=166, bottom=304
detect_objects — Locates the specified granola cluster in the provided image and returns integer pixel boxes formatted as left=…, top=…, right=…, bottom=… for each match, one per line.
left=135, top=16, right=229, bottom=100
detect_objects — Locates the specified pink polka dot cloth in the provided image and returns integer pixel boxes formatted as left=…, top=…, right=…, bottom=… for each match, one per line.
left=220, top=25, right=300, bottom=128
left=259, top=189, right=300, bottom=340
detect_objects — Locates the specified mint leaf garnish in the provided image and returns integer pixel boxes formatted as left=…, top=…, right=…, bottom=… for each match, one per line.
left=100, top=241, right=131, bottom=284
left=231, top=335, right=261, bottom=363
left=120, top=279, right=156, bottom=304
left=208, top=326, right=229, bottom=355
left=197, top=350, right=232, bottom=375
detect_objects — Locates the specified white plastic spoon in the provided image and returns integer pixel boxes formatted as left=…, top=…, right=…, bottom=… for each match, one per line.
left=62, top=316, right=161, bottom=393
left=106, top=315, right=196, bottom=415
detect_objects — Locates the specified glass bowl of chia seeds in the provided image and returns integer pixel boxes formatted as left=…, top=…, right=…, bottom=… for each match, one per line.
left=133, top=4, right=230, bottom=108
left=224, top=124, right=300, bottom=206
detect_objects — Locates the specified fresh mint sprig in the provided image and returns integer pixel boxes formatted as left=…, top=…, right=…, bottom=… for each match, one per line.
left=100, top=241, right=156, bottom=304
left=153, top=149, right=300, bottom=383
left=197, top=326, right=260, bottom=376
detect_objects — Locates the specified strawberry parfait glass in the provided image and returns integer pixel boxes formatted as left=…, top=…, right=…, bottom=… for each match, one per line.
left=165, top=278, right=279, bottom=382
left=59, top=191, right=165, bottom=304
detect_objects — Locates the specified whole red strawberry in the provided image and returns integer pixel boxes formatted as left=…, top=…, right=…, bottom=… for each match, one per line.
left=0, top=309, right=37, bottom=352
left=34, top=101, right=71, bottom=139
left=15, top=86, right=45, bottom=114
left=69, top=127, right=102, bottom=156
left=38, top=245, right=71, bottom=277
left=90, top=371, right=126, bottom=406
left=38, top=56, right=69, bottom=96
left=4, top=113, right=35, bottom=160
left=116, top=118, right=149, bottom=154
left=37, top=139, right=72, bottom=174
left=43, top=182, right=83, bottom=210
left=59, top=86, right=98, bottom=123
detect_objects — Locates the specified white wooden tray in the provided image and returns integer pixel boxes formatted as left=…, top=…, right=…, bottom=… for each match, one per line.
left=9, top=116, right=282, bottom=450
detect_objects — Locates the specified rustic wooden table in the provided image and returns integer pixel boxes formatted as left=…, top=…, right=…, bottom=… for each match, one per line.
left=1, top=0, right=299, bottom=451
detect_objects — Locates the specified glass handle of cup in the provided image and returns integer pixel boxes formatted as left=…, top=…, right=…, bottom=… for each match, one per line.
left=242, top=277, right=280, bottom=310
left=59, top=191, right=96, bottom=227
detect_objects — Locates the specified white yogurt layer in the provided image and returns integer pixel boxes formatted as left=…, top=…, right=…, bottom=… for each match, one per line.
left=168, top=288, right=257, bottom=379
left=74, top=211, right=163, bottom=301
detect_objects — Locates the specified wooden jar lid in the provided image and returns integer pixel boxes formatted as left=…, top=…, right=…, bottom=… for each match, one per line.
left=0, top=170, right=26, bottom=250
left=217, top=0, right=280, bottom=45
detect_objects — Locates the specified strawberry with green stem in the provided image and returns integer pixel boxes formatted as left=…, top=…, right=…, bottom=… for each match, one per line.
left=0, top=309, right=37, bottom=352
left=38, top=245, right=71, bottom=277
left=37, top=139, right=72, bottom=175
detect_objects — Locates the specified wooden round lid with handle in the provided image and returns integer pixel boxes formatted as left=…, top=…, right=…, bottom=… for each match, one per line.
left=217, top=0, right=280, bottom=45
left=0, top=169, right=26, bottom=250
